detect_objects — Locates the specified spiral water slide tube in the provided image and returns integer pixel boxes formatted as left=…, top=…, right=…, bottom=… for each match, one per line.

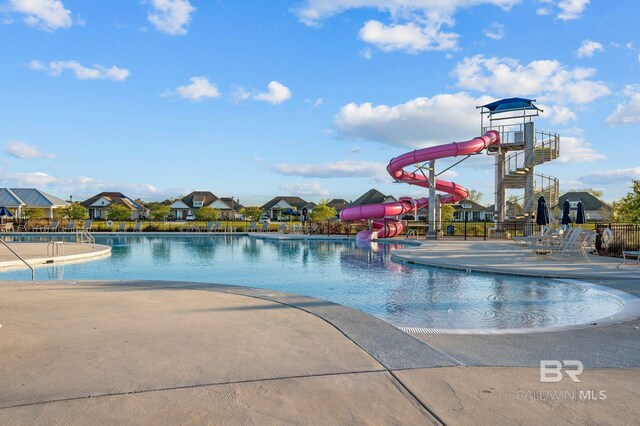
left=340, top=131, right=501, bottom=242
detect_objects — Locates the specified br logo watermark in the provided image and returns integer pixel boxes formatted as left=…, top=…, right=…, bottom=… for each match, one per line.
left=540, top=360, right=583, bottom=383
left=516, top=360, right=607, bottom=401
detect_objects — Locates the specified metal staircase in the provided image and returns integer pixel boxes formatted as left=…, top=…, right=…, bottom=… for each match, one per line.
left=504, top=130, right=560, bottom=206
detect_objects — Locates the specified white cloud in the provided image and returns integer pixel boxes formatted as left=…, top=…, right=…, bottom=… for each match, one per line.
left=360, top=47, right=373, bottom=59
left=606, top=85, right=640, bottom=126
left=359, top=19, right=458, bottom=53
left=272, top=160, right=387, bottom=180
left=578, top=167, right=640, bottom=185
left=170, top=76, right=220, bottom=101
left=278, top=182, right=330, bottom=197
left=230, top=85, right=252, bottom=103
left=453, top=55, right=609, bottom=105
left=10, top=0, right=72, bottom=30
left=0, top=170, right=174, bottom=201
left=576, top=39, right=603, bottom=58
left=538, top=104, right=577, bottom=124
left=294, top=0, right=520, bottom=27
left=555, top=136, right=604, bottom=163
left=4, top=141, right=57, bottom=159
left=334, top=92, right=493, bottom=148
left=294, top=0, right=519, bottom=54
left=147, top=0, right=195, bottom=35
left=305, top=98, right=324, bottom=107
left=1, top=171, right=59, bottom=187
left=254, top=81, right=292, bottom=105
left=557, top=0, right=589, bottom=20
left=29, top=60, right=130, bottom=81
left=483, top=22, right=505, bottom=40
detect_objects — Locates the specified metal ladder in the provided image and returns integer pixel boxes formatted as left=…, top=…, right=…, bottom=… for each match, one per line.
left=76, top=229, right=95, bottom=244
left=406, top=229, right=419, bottom=240
left=0, top=238, right=35, bottom=281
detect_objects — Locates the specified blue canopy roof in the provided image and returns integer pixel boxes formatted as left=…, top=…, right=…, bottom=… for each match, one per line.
left=478, top=97, right=542, bottom=113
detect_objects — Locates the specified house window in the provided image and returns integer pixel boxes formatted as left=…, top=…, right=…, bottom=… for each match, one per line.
left=462, top=204, right=472, bottom=209
left=193, top=201, right=203, bottom=207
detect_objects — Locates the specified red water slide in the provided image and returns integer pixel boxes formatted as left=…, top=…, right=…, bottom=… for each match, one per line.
left=340, top=131, right=500, bottom=241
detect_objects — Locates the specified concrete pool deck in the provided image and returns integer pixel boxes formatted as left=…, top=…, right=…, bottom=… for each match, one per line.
left=0, top=242, right=111, bottom=272
left=0, top=237, right=639, bottom=424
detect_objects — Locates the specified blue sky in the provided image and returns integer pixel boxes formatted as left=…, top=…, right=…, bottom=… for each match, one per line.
left=1, top=0, right=639, bottom=206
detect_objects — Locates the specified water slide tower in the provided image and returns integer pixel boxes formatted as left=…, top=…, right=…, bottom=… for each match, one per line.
left=478, top=98, right=560, bottom=231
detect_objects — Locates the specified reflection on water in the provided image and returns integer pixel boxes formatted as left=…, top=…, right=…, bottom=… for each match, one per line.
left=0, top=235, right=625, bottom=330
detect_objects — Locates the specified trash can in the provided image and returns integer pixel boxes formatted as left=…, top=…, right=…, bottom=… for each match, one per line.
left=447, top=225, right=454, bottom=235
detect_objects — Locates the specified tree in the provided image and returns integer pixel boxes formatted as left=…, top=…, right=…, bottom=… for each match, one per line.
left=108, top=204, right=131, bottom=221
left=150, top=205, right=171, bottom=221
left=58, top=203, right=88, bottom=220
left=613, top=180, right=640, bottom=223
left=23, top=208, right=45, bottom=219
left=195, top=206, right=219, bottom=221
left=310, top=203, right=336, bottom=222
left=441, top=204, right=454, bottom=221
left=240, top=206, right=262, bottom=221
left=467, top=190, right=483, bottom=203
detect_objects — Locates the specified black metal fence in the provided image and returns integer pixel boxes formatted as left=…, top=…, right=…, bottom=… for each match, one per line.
left=595, top=223, right=640, bottom=256
left=405, top=221, right=545, bottom=241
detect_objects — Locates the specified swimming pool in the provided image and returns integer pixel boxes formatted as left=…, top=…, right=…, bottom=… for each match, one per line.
left=0, top=235, right=630, bottom=332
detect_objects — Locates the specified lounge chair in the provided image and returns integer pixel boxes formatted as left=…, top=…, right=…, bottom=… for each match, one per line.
left=117, top=223, right=127, bottom=232
left=513, top=227, right=552, bottom=246
left=133, top=222, right=142, bottom=232
left=63, top=221, right=76, bottom=232
left=529, top=228, right=583, bottom=260
left=202, top=221, right=214, bottom=232
left=212, top=221, right=223, bottom=232
left=83, top=219, right=93, bottom=231
left=248, top=221, right=257, bottom=232
left=260, top=221, right=270, bottom=232
left=278, top=223, right=287, bottom=233
left=40, top=221, right=59, bottom=232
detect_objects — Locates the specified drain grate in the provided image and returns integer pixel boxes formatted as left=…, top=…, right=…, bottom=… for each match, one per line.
left=399, top=326, right=512, bottom=335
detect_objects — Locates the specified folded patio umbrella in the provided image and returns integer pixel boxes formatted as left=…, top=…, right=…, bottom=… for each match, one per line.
left=536, top=196, right=549, bottom=235
left=575, top=200, right=586, bottom=225
left=561, top=200, right=572, bottom=225
left=0, top=206, right=13, bottom=217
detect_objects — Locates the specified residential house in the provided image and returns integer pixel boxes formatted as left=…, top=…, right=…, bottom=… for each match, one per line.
left=554, top=191, right=612, bottom=221
left=261, top=196, right=310, bottom=220
left=220, top=197, right=244, bottom=220
left=452, top=200, right=493, bottom=222
left=487, top=200, right=524, bottom=220
left=0, top=188, right=68, bottom=219
left=81, top=192, right=149, bottom=220
left=350, top=189, right=397, bottom=206
left=170, top=191, right=234, bottom=220
left=327, top=198, right=349, bottom=214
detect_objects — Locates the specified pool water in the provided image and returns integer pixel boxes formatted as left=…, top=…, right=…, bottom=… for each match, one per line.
left=0, top=235, right=627, bottom=331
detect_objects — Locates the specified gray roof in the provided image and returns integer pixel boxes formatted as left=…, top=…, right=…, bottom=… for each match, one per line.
left=261, top=196, right=308, bottom=210
left=351, top=189, right=396, bottom=206
left=555, top=192, right=611, bottom=211
left=0, top=188, right=68, bottom=208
